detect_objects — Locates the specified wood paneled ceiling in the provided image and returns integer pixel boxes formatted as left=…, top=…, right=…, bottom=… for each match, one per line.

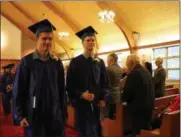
left=1, top=1, right=179, bottom=58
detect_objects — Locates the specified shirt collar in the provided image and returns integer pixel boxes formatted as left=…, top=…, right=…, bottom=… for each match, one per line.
left=83, top=52, right=94, bottom=59
left=33, top=50, right=52, bottom=60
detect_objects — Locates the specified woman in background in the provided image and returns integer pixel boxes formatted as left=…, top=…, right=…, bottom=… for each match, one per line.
left=1, top=63, right=15, bottom=117
left=144, top=62, right=153, bottom=76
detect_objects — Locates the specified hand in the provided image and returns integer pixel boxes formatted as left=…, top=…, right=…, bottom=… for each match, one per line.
left=20, top=118, right=29, bottom=127
left=6, top=85, right=12, bottom=90
left=81, top=91, right=95, bottom=101
left=99, top=100, right=106, bottom=107
left=6, top=85, right=12, bottom=92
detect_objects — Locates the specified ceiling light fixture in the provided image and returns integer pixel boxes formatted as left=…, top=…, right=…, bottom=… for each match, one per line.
left=98, top=10, right=115, bottom=23
left=132, top=31, right=140, bottom=41
left=58, top=32, right=70, bottom=40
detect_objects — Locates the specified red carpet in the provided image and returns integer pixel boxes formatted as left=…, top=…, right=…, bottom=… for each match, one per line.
left=0, top=103, right=77, bottom=137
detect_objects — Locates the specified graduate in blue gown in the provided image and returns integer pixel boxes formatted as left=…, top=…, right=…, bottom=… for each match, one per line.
left=12, top=19, right=66, bottom=137
left=1, top=63, right=15, bottom=117
left=66, top=26, right=110, bottom=137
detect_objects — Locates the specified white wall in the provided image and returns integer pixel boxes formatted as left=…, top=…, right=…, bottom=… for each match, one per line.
left=1, top=15, right=22, bottom=59
left=21, top=34, right=36, bottom=57
left=137, top=25, right=179, bottom=46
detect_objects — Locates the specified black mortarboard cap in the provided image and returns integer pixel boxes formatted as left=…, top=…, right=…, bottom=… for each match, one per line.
left=75, top=26, right=98, bottom=40
left=2, top=63, right=15, bottom=70
left=28, top=19, right=56, bottom=37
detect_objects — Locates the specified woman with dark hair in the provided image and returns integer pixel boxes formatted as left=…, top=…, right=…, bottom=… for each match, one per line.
left=1, top=63, right=15, bottom=117
left=144, top=62, right=153, bottom=75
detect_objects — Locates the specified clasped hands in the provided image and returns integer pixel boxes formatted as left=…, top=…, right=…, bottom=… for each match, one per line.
left=6, top=84, right=12, bottom=92
left=81, top=90, right=105, bottom=107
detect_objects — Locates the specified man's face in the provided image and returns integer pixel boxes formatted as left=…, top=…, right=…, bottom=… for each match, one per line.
left=126, top=58, right=133, bottom=72
left=36, top=32, right=53, bottom=53
left=155, top=60, right=162, bottom=67
left=107, top=56, right=113, bottom=66
left=82, top=36, right=95, bottom=53
left=10, top=68, right=15, bottom=75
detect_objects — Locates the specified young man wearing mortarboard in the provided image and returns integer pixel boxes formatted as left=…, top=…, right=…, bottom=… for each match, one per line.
left=12, top=19, right=66, bottom=137
left=66, top=26, right=110, bottom=137
left=1, top=63, right=15, bottom=117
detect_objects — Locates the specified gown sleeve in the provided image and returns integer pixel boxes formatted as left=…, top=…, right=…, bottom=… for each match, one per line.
left=66, top=59, right=82, bottom=101
left=12, top=58, right=29, bottom=125
left=57, top=59, right=66, bottom=124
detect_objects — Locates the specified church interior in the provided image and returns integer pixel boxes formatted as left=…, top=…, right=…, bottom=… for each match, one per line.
left=0, top=1, right=180, bottom=137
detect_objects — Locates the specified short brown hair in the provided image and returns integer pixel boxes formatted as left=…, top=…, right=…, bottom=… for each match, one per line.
left=109, top=53, right=118, bottom=62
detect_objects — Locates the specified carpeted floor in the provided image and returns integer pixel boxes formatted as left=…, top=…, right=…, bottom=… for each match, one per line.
left=0, top=102, right=77, bottom=137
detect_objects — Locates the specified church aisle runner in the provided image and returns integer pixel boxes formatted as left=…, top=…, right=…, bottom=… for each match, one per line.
left=0, top=103, right=77, bottom=137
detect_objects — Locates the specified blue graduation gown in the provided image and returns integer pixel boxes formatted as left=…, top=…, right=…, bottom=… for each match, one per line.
left=1, top=73, right=14, bottom=116
left=66, top=54, right=110, bottom=137
left=12, top=52, right=66, bottom=137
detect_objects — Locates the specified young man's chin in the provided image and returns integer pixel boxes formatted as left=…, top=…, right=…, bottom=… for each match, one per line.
left=43, top=50, right=49, bottom=54
left=88, top=48, right=94, bottom=52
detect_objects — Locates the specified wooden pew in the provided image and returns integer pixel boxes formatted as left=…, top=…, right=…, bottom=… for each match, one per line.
left=67, top=94, right=179, bottom=136
left=66, top=105, right=75, bottom=128
left=140, top=110, right=180, bottom=137
left=155, top=94, right=179, bottom=109
left=165, top=85, right=174, bottom=89
left=102, top=104, right=123, bottom=137
left=165, top=88, right=179, bottom=96
left=153, top=94, right=179, bottom=119
left=67, top=103, right=124, bottom=137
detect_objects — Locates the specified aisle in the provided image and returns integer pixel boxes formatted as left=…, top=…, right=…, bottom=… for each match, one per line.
left=0, top=101, right=77, bottom=137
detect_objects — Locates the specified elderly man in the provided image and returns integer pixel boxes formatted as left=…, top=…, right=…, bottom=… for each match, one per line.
left=106, top=53, right=122, bottom=119
left=154, top=57, right=166, bottom=98
left=122, top=54, right=155, bottom=136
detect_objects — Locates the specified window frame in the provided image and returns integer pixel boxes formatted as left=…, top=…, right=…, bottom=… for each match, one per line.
left=153, top=45, right=180, bottom=81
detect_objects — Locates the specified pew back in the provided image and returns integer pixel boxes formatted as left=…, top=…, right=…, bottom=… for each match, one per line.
left=165, top=85, right=174, bottom=89
left=153, top=94, right=179, bottom=125
left=160, top=110, right=180, bottom=137
left=165, top=88, right=179, bottom=96
left=155, top=94, right=179, bottom=109
left=140, top=110, right=180, bottom=137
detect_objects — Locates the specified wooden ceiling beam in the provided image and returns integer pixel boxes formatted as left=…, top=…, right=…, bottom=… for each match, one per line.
left=97, top=2, right=136, bottom=53
left=8, top=1, right=73, bottom=58
left=42, top=1, right=80, bottom=32
left=42, top=1, right=100, bottom=50
left=1, top=12, right=36, bottom=42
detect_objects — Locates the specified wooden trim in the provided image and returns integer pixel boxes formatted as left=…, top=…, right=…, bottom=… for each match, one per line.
left=61, top=40, right=179, bottom=61
left=97, top=2, right=135, bottom=53
left=167, top=68, right=180, bottom=70
left=135, top=40, right=180, bottom=50
left=97, top=48, right=130, bottom=55
left=0, top=59, right=21, bottom=61
left=42, top=1, right=80, bottom=32
left=9, top=2, right=36, bottom=22
left=8, top=1, right=73, bottom=59
left=119, top=27, right=133, bottom=53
